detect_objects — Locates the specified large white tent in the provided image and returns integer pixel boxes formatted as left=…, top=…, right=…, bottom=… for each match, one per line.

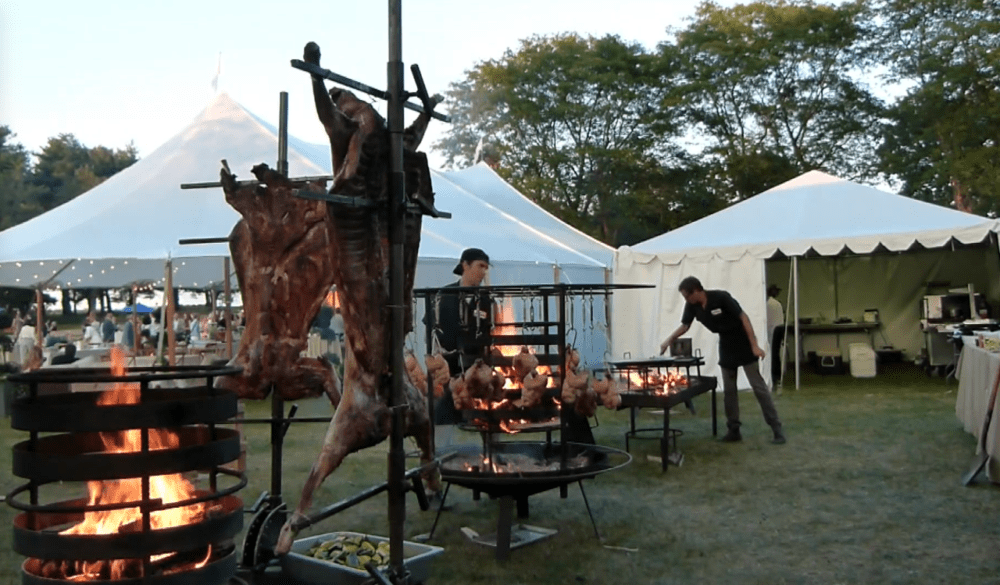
left=613, top=170, right=1000, bottom=386
left=0, top=92, right=611, bottom=290
left=0, top=93, right=614, bottom=360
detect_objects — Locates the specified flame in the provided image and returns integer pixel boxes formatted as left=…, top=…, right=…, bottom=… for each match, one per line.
left=324, top=290, right=340, bottom=309
left=491, top=299, right=519, bottom=357
left=622, top=370, right=687, bottom=395
left=59, top=346, right=208, bottom=580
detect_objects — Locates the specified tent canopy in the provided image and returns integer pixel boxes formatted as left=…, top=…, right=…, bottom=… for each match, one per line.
left=627, top=170, right=999, bottom=263
left=0, top=93, right=612, bottom=291
left=613, top=171, right=1000, bottom=383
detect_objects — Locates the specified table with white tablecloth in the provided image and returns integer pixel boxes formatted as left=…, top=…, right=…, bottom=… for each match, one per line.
left=955, top=338, right=1000, bottom=481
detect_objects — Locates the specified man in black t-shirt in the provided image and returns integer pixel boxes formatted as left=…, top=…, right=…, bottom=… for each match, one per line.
left=430, top=248, right=496, bottom=429
left=660, top=276, right=785, bottom=444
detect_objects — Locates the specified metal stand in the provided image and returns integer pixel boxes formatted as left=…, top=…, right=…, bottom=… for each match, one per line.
left=426, top=479, right=599, bottom=562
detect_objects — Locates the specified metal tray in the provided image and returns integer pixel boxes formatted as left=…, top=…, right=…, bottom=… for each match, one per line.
left=281, top=532, right=443, bottom=585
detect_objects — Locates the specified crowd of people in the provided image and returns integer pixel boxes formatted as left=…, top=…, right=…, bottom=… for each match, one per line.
left=2, top=305, right=246, bottom=367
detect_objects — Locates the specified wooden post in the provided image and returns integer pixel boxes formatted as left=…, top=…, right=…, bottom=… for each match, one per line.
left=35, top=288, right=43, bottom=347
left=166, top=261, right=176, bottom=366
left=224, top=257, right=233, bottom=359
left=132, top=285, right=141, bottom=356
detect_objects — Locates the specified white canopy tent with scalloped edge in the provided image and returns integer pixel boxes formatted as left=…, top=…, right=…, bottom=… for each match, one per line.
left=613, top=170, right=1000, bottom=389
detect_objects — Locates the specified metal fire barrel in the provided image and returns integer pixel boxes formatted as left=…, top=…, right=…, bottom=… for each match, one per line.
left=6, top=364, right=245, bottom=585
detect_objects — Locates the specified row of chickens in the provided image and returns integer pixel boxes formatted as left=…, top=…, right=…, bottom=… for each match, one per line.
left=403, top=346, right=623, bottom=416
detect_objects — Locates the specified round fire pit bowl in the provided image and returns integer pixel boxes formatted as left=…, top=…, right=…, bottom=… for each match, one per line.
left=440, top=441, right=631, bottom=489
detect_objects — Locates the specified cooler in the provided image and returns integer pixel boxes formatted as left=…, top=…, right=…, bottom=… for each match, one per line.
left=849, top=343, right=877, bottom=378
left=815, top=349, right=844, bottom=375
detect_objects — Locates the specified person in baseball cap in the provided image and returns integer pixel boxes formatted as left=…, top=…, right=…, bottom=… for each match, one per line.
left=453, top=248, right=490, bottom=278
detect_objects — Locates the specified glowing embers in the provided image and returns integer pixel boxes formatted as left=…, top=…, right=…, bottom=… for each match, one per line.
left=622, top=369, right=688, bottom=395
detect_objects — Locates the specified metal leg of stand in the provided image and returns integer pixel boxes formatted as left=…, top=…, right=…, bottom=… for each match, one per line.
left=496, top=495, right=514, bottom=562
left=578, top=481, right=600, bottom=540
left=427, top=482, right=451, bottom=539
left=516, top=497, right=529, bottom=519
left=711, top=385, right=718, bottom=436
left=661, top=408, right=670, bottom=473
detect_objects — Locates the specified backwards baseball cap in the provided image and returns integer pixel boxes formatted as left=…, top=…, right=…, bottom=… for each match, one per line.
left=453, top=248, right=490, bottom=275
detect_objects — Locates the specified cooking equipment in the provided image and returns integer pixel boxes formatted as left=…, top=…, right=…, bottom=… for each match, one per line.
left=6, top=363, right=245, bottom=584
left=608, top=356, right=718, bottom=471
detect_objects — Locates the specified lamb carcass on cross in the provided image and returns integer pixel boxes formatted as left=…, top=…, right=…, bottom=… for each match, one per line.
left=215, top=164, right=341, bottom=405
left=274, top=41, right=443, bottom=555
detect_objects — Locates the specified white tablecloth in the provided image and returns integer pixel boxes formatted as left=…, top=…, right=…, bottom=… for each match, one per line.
left=955, top=342, right=1000, bottom=480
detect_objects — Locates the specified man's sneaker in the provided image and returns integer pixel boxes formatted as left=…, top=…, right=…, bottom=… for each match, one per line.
left=720, top=429, right=742, bottom=442
left=772, top=429, right=787, bottom=445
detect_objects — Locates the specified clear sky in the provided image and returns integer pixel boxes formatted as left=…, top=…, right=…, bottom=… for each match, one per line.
left=1, top=0, right=734, bottom=169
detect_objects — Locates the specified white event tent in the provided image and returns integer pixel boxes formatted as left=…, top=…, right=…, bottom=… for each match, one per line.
left=613, top=170, right=1000, bottom=387
left=0, top=93, right=614, bottom=359
left=0, top=92, right=611, bottom=291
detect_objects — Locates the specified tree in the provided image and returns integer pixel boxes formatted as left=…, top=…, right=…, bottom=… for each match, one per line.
left=30, top=134, right=138, bottom=213
left=0, top=126, right=44, bottom=230
left=868, top=0, right=1000, bottom=214
left=434, top=34, right=683, bottom=245
left=664, top=0, right=886, bottom=200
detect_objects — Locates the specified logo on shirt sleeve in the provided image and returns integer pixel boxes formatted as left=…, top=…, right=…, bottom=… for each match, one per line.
left=711, top=308, right=723, bottom=316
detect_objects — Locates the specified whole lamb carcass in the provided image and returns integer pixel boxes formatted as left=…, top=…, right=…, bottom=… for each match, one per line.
left=274, top=41, right=444, bottom=555
left=215, top=163, right=341, bottom=405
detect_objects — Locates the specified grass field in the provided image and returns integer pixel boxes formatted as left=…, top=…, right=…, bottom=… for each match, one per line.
left=2, top=363, right=999, bottom=584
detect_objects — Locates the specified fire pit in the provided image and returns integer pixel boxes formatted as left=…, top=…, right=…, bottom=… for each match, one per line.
left=431, top=441, right=630, bottom=561
left=6, top=353, right=245, bottom=584
left=609, top=356, right=719, bottom=471
left=415, top=284, right=647, bottom=560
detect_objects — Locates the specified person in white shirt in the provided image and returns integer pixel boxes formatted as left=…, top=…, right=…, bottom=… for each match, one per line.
left=84, top=320, right=104, bottom=346
left=766, top=284, right=785, bottom=390
left=16, top=316, right=37, bottom=364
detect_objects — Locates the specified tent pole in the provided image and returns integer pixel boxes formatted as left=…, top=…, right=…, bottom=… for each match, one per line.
left=794, top=256, right=800, bottom=390
left=166, top=260, right=176, bottom=366
left=224, top=257, right=233, bottom=359
left=605, top=267, right=613, bottom=358
left=132, top=285, right=140, bottom=357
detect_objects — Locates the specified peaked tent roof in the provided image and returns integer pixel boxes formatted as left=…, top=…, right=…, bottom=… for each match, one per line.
left=622, top=170, right=1000, bottom=263
left=0, top=93, right=611, bottom=290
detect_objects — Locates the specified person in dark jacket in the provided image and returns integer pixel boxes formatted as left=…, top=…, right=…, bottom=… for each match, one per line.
left=50, top=344, right=78, bottom=365
left=429, top=248, right=496, bottom=434
left=660, top=276, right=785, bottom=444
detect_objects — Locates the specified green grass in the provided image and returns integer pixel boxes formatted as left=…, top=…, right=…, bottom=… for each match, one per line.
left=3, top=364, right=999, bottom=584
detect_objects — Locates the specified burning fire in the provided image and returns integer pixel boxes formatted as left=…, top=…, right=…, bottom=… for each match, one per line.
left=490, top=300, right=555, bottom=389
left=624, top=370, right=687, bottom=394
left=324, top=289, right=340, bottom=310
left=58, top=346, right=210, bottom=581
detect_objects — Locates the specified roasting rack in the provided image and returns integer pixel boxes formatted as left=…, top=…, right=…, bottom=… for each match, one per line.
left=607, top=355, right=719, bottom=472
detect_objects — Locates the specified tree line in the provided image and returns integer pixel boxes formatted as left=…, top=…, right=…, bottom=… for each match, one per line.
left=434, top=0, right=999, bottom=246
left=1, top=0, right=996, bottom=253
left=0, top=128, right=138, bottom=231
